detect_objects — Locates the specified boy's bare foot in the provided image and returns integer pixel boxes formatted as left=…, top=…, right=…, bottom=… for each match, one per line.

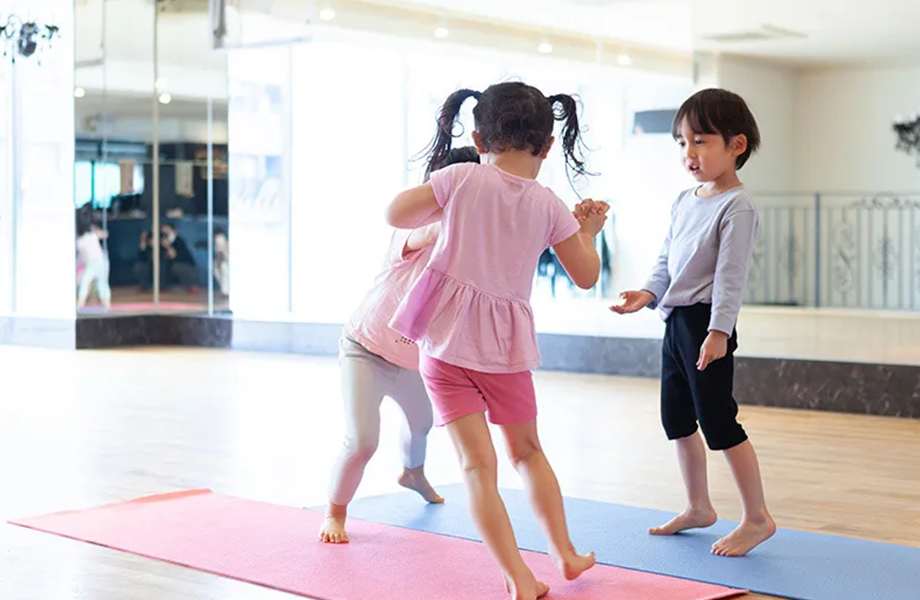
left=504, top=574, right=550, bottom=600
left=649, top=506, right=718, bottom=535
left=554, top=550, right=596, bottom=581
left=398, top=466, right=444, bottom=504
left=712, top=514, right=776, bottom=557
left=318, top=515, right=349, bottom=543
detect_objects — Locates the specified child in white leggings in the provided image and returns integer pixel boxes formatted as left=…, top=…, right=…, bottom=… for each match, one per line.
left=77, top=224, right=111, bottom=310
left=319, top=146, right=481, bottom=543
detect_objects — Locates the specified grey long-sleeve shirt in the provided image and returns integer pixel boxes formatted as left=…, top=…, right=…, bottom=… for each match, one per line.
left=642, top=186, right=758, bottom=335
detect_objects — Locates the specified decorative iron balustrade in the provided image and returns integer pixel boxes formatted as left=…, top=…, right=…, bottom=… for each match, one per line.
left=746, top=192, right=920, bottom=310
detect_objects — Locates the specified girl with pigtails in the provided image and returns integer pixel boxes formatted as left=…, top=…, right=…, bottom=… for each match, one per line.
left=386, top=82, right=609, bottom=600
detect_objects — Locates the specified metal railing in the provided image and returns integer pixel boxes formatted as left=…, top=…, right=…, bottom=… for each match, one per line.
left=747, top=191, right=920, bottom=310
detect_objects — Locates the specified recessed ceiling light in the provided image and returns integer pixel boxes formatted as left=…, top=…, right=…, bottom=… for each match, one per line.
left=319, top=8, right=336, bottom=21
left=616, top=52, right=632, bottom=66
left=73, top=86, right=85, bottom=98
left=538, top=41, right=553, bottom=54
left=158, top=93, right=172, bottom=105
left=434, top=26, right=449, bottom=39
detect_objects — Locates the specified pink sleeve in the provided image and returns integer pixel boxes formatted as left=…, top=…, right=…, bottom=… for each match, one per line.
left=546, top=193, right=581, bottom=247
left=429, top=163, right=475, bottom=208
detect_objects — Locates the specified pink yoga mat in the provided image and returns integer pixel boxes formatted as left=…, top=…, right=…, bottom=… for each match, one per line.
left=9, top=490, right=745, bottom=600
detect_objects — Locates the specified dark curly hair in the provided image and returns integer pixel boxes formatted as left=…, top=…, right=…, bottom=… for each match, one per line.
left=422, top=82, right=592, bottom=188
left=672, top=88, right=761, bottom=170
left=424, top=145, right=481, bottom=182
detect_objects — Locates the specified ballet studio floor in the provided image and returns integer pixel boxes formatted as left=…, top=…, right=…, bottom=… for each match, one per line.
left=1, top=345, right=918, bottom=600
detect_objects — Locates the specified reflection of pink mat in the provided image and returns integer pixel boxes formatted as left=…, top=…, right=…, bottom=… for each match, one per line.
left=81, top=302, right=205, bottom=313
left=9, top=490, right=744, bottom=600
left=113, top=301, right=203, bottom=311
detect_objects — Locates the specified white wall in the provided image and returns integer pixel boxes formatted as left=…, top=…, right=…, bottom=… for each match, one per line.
left=711, top=56, right=920, bottom=195
left=0, top=0, right=75, bottom=319
left=713, top=56, right=797, bottom=194
left=794, top=64, right=920, bottom=193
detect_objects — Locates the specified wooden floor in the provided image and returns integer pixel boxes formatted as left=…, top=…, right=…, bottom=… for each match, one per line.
left=1, top=346, right=918, bottom=600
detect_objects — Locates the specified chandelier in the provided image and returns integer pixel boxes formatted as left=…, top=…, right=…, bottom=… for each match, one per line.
left=0, top=14, right=60, bottom=63
left=894, top=114, right=920, bottom=167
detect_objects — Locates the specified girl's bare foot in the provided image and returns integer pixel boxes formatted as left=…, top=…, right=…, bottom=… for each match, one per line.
left=504, top=573, right=550, bottom=600
left=712, top=514, right=776, bottom=557
left=649, top=506, right=718, bottom=535
left=318, top=515, right=349, bottom=544
left=554, top=550, right=596, bottom=581
left=398, top=465, right=444, bottom=504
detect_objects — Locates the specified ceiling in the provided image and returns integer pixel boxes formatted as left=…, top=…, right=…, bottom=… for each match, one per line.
left=370, top=0, right=694, bottom=53
left=384, top=0, right=920, bottom=66
left=689, top=0, right=920, bottom=66
left=78, top=0, right=920, bottom=76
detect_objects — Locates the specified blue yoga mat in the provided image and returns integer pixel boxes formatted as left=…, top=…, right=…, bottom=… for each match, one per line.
left=346, top=484, right=919, bottom=600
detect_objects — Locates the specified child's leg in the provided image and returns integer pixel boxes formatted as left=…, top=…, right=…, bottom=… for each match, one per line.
left=321, top=336, right=389, bottom=544
left=499, top=420, right=595, bottom=580
left=446, top=413, right=548, bottom=600
left=95, top=262, right=112, bottom=309
left=77, top=267, right=96, bottom=308
left=652, top=312, right=718, bottom=534
left=650, top=431, right=717, bottom=534
left=466, top=368, right=593, bottom=581
left=421, top=356, right=547, bottom=600
left=683, top=309, right=775, bottom=556
left=390, top=368, right=442, bottom=503
left=713, top=440, right=775, bottom=556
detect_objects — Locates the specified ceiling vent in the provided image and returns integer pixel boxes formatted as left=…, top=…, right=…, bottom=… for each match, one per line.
left=702, top=24, right=807, bottom=44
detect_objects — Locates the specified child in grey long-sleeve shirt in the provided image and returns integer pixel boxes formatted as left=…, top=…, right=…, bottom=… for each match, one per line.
left=612, top=88, right=776, bottom=558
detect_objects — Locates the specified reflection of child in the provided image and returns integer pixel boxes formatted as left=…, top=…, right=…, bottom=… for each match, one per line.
left=213, top=229, right=229, bottom=296
left=76, top=224, right=111, bottom=310
left=612, top=88, right=775, bottom=558
left=319, top=146, right=481, bottom=545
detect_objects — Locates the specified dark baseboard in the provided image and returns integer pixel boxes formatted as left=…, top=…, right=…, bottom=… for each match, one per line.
left=65, top=314, right=920, bottom=419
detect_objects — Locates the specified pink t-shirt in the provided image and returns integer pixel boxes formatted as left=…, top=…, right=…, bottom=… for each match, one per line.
left=390, top=162, right=581, bottom=374
left=346, top=230, right=433, bottom=371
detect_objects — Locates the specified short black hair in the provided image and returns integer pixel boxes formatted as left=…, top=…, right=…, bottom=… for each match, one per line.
left=672, top=88, right=761, bottom=169
left=424, top=145, right=481, bottom=182
left=444, top=146, right=481, bottom=167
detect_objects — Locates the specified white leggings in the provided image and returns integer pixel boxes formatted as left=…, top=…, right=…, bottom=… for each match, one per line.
left=328, top=335, right=434, bottom=506
left=78, top=258, right=111, bottom=304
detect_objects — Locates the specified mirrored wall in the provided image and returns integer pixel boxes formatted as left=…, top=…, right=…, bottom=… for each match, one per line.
left=74, top=0, right=228, bottom=315
left=220, top=0, right=695, bottom=332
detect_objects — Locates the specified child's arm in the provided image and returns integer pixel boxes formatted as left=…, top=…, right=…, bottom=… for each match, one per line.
left=553, top=201, right=608, bottom=289
left=642, top=229, right=672, bottom=307
left=709, top=208, right=758, bottom=335
left=386, top=183, right=440, bottom=229
left=697, top=208, right=757, bottom=371
left=405, top=222, right=441, bottom=253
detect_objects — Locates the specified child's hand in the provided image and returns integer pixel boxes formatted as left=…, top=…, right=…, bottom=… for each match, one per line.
left=572, top=199, right=591, bottom=220
left=573, top=199, right=610, bottom=220
left=575, top=199, right=609, bottom=237
left=697, top=331, right=729, bottom=371
left=610, top=290, right=655, bottom=314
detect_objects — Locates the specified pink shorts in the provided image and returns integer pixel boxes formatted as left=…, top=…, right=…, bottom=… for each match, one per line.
left=419, top=355, right=537, bottom=427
